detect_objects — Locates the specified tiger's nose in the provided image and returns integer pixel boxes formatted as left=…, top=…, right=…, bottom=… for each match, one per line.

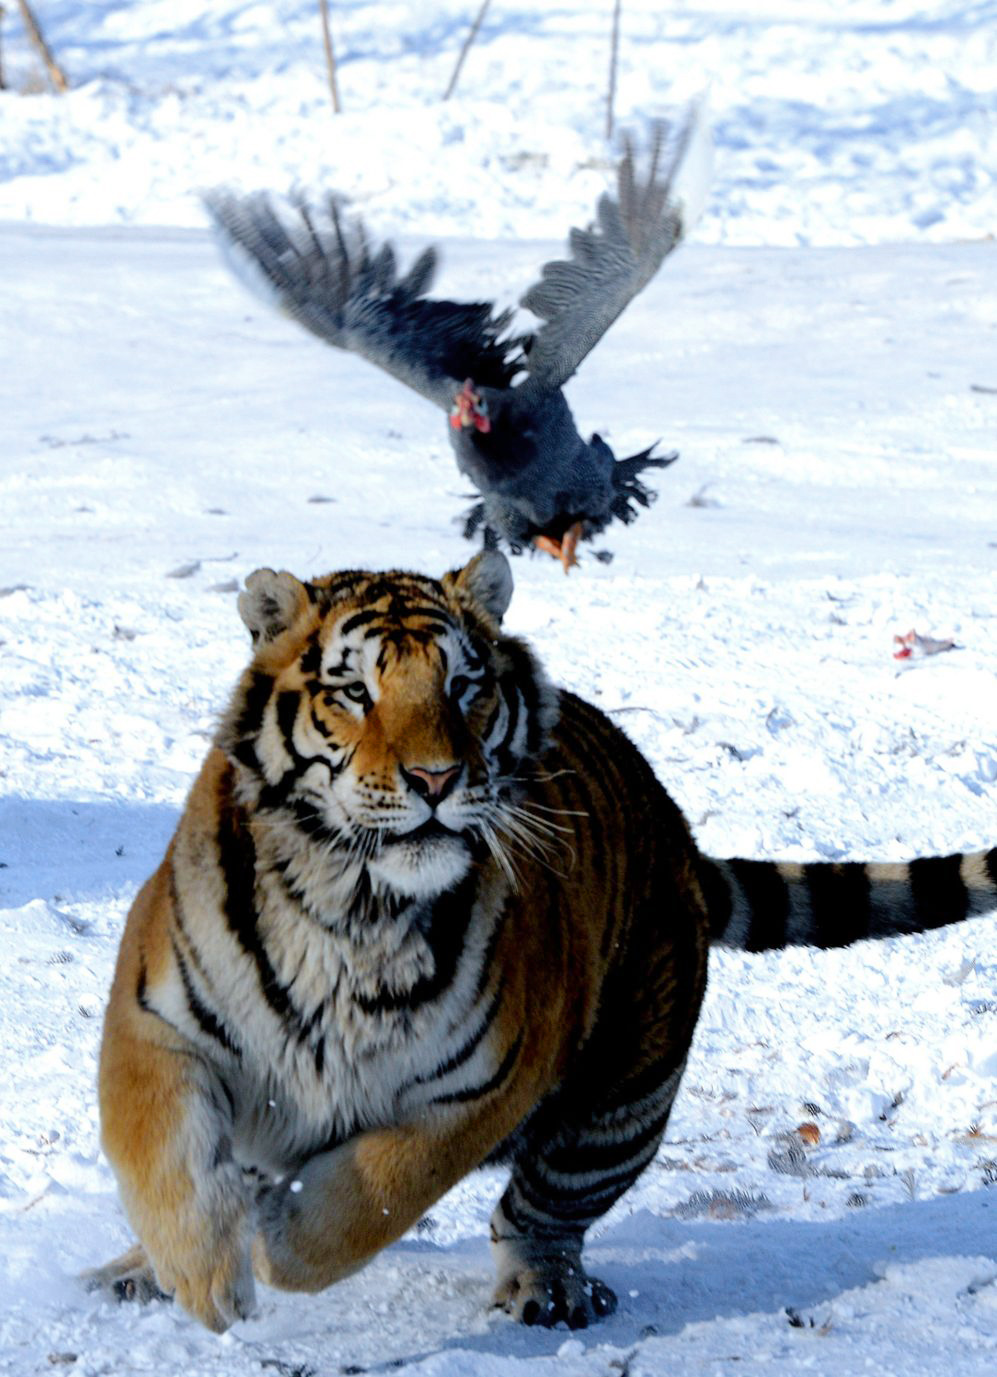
left=401, top=764, right=461, bottom=805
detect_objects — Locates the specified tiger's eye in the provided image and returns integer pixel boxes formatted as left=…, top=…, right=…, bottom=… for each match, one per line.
left=450, top=675, right=471, bottom=700
left=341, top=682, right=369, bottom=704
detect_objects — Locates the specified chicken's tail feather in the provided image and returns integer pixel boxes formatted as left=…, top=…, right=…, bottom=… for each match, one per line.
left=610, top=446, right=678, bottom=523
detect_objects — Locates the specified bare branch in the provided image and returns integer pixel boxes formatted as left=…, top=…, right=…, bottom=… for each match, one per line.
left=444, top=0, right=491, bottom=101
left=606, top=0, right=622, bottom=139
left=16, top=0, right=68, bottom=92
left=318, top=0, right=341, bottom=113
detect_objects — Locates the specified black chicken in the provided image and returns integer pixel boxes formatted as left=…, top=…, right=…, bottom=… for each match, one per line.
left=205, top=112, right=708, bottom=570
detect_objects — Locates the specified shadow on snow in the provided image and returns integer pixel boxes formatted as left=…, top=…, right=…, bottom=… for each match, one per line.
left=0, top=796, right=179, bottom=908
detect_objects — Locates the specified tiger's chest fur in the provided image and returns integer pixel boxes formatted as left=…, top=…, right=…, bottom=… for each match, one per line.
left=150, top=759, right=514, bottom=1172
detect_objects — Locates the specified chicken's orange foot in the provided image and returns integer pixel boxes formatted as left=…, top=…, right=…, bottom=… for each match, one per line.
left=534, top=523, right=583, bottom=574
left=560, top=522, right=583, bottom=571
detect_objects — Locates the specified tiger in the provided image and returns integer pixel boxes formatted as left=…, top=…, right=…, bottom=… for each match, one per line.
left=87, top=550, right=997, bottom=1334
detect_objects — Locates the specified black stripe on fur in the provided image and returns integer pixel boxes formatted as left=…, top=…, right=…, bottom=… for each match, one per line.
left=729, top=860, right=790, bottom=951
left=430, top=1027, right=524, bottom=1106
left=805, top=861, right=872, bottom=948
left=910, top=854, right=969, bottom=929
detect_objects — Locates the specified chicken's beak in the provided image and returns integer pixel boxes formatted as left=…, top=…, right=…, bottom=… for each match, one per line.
left=450, top=379, right=491, bottom=433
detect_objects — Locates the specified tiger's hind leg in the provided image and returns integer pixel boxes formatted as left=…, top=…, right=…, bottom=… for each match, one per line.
left=490, top=842, right=708, bottom=1331
left=81, top=1241, right=171, bottom=1306
left=490, top=1060, right=686, bottom=1329
left=490, top=1215, right=616, bottom=1330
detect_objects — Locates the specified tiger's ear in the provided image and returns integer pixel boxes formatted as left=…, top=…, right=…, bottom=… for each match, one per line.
left=449, top=550, right=513, bottom=625
left=238, top=568, right=311, bottom=644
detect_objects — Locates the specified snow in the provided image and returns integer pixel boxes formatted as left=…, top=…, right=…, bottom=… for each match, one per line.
left=2, top=1, right=996, bottom=243
left=1, top=3, right=996, bottom=1375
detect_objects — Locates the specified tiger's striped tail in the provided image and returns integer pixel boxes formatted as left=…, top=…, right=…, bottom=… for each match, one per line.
left=700, top=848, right=997, bottom=952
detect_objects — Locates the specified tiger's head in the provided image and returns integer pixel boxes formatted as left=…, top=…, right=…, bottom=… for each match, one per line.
left=217, top=551, right=558, bottom=901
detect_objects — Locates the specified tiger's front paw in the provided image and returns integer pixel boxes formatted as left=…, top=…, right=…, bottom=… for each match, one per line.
left=492, top=1259, right=617, bottom=1329
left=83, top=1242, right=171, bottom=1307
left=87, top=1223, right=257, bottom=1331
left=160, top=1239, right=257, bottom=1333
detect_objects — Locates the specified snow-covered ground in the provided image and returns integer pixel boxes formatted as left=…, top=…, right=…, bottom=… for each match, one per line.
left=1, top=4, right=995, bottom=1375
left=2, top=0, right=996, bottom=244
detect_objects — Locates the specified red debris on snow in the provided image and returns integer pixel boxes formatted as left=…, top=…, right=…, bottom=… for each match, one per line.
left=893, top=628, right=957, bottom=660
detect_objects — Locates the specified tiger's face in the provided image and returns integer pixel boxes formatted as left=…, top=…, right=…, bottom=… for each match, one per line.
left=219, top=552, right=556, bottom=902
